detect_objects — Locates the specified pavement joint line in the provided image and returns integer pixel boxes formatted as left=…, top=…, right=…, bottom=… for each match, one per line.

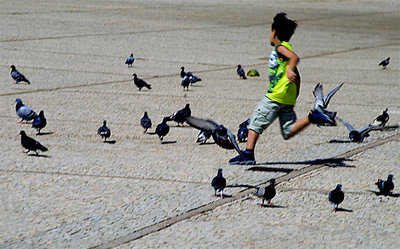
left=90, top=132, right=399, bottom=249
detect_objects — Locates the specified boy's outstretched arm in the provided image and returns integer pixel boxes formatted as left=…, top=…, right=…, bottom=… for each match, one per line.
left=276, top=45, right=299, bottom=83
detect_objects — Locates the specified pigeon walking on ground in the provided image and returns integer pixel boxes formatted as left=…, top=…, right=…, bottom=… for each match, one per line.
left=337, top=117, right=398, bottom=143
left=196, top=130, right=212, bottom=144
left=310, top=82, right=344, bottom=126
left=15, top=98, right=37, bottom=123
left=140, top=112, right=152, bottom=133
left=375, top=174, right=394, bottom=195
left=237, top=118, right=250, bottom=142
left=10, top=65, right=30, bottom=84
left=32, top=110, right=47, bottom=134
left=378, top=57, right=390, bottom=69
left=211, top=168, right=226, bottom=198
left=237, top=65, right=246, bottom=79
left=98, top=120, right=111, bottom=142
left=370, top=108, right=389, bottom=127
left=125, top=53, right=134, bottom=67
left=180, top=66, right=201, bottom=85
left=20, top=130, right=48, bottom=155
left=168, top=103, right=191, bottom=126
left=155, top=117, right=170, bottom=141
left=255, top=179, right=276, bottom=207
left=132, top=73, right=151, bottom=91
left=185, top=116, right=243, bottom=155
left=329, top=184, right=344, bottom=212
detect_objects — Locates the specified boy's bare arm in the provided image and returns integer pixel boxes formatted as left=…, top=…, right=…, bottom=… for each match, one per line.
left=276, top=45, right=299, bottom=83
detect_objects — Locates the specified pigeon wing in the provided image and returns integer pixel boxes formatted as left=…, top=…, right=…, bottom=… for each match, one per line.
left=186, top=116, right=218, bottom=132
left=336, top=117, right=355, bottom=132
left=313, top=83, right=324, bottom=110
left=226, top=129, right=243, bottom=155
left=323, top=82, right=344, bottom=108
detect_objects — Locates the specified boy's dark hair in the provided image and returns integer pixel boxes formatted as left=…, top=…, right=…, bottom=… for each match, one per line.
left=271, top=13, right=297, bottom=42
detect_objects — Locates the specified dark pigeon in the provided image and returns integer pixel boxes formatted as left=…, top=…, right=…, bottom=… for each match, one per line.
left=97, top=120, right=111, bottom=142
left=15, top=98, right=37, bottom=123
left=168, top=103, right=191, bottom=126
left=185, top=116, right=243, bottom=155
left=337, top=117, right=399, bottom=143
left=370, top=108, right=389, bottom=127
left=196, top=130, right=212, bottom=144
left=10, top=65, right=30, bottom=84
left=140, top=112, right=152, bottom=133
left=312, top=82, right=344, bottom=126
left=237, top=118, right=250, bottom=142
left=328, top=184, right=344, bottom=212
left=20, top=130, right=48, bottom=155
left=211, top=168, right=226, bottom=198
left=180, top=66, right=186, bottom=78
left=32, top=110, right=47, bottom=134
left=155, top=117, right=170, bottom=141
left=132, top=73, right=151, bottom=91
left=375, top=174, right=394, bottom=195
left=378, top=57, right=390, bottom=69
left=125, top=53, right=134, bottom=67
left=255, top=179, right=276, bottom=207
left=181, top=76, right=190, bottom=91
left=237, top=65, right=247, bottom=79
left=180, top=66, right=201, bottom=85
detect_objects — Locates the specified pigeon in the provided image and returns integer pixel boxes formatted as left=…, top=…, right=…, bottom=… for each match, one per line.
left=168, top=103, right=191, bottom=126
left=211, top=168, right=226, bottom=198
left=32, top=110, right=47, bottom=134
left=155, top=117, right=170, bottom=141
left=255, top=179, right=276, bottom=207
left=181, top=76, right=190, bottom=91
left=312, top=82, right=344, bottom=125
left=328, top=184, right=344, bottom=212
left=97, top=120, right=111, bottom=142
left=20, top=130, right=48, bottom=155
left=15, top=98, right=37, bottom=123
left=237, top=65, right=247, bottom=79
left=237, top=118, right=250, bottom=142
left=378, top=57, right=390, bottom=69
left=125, top=53, right=134, bottom=67
left=140, top=112, right=152, bottom=133
left=185, top=116, right=243, bottom=155
left=336, top=117, right=399, bottom=142
left=180, top=66, right=186, bottom=78
left=132, top=73, right=151, bottom=91
left=10, top=65, right=30, bottom=84
left=375, top=174, right=394, bottom=195
left=196, top=130, right=212, bottom=144
left=370, top=108, right=389, bottom=127
left=180, top=66, right=201, bottom=85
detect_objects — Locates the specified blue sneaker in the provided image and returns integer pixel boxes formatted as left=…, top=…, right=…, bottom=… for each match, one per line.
left=308, top=109, right=337, bottom=126
left=229, top=150, right=256, bottom=165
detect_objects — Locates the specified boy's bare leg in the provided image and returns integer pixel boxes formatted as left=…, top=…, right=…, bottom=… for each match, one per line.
left=286, top=117, right=310, bottom=139
left=245, top=129, right=260, bottom=151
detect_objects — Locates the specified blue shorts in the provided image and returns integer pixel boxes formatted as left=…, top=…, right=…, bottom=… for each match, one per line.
left=248, top=96, right=297, bottom=139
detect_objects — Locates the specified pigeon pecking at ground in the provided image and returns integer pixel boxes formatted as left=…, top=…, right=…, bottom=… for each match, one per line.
left=375, top=174, right=394, bottom=196
left=132, top=73, right=152, bottom=91
left=328, top=184, right=344, bottom=212
left=155, top=117, right=170, bottom=142
left=370, top=108, right=389, bottom=127
left=10, top=65, right=30, bottom=84
left=237, top=118, right=250, bottom=143
left=255, top=179, right=276, bottom=207
left=168, top=103, right=191, bottom=126
left=32, top=110, right=47, bottom=134
left=378, top=57, right=390, bottom=69
left=140, top=112, right=152, bottom=133
left=15, top=98, right=37, bottom=123
left=211, top=168, right=226, bottom=198
left=185, top=116, right=243, bottom=155
left=20, top=130, right=48, bottom=155
left=125, top=53, right=134, bottom=67
left=97, top=120, right=111, bottom=142
left=236, top=65, right=247, bottom=79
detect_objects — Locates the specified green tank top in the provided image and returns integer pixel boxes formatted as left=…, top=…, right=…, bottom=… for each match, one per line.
left=266, top=41, right=297, bottom=105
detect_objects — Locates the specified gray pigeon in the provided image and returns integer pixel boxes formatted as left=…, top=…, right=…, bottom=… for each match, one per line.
left=97, top=120, right=111, bottom=142
left=10, top=65, right=30, bottom=84
left=185, top=116, right=243, bottom=155
left=211, top=168, right=226, bottom=198
left=140, top=112, right=152, bottom=133
left=125, top=53, right=134, bottom=67
left=337, top=117, right=399, bottom=143
left=375, top=174, right=394, bottom=195
left=15, top=98, right=37, bottom=123
left=255, top=179, right=276, bottom=207
left=370, top=108, right=389, bottom=127
left=20, top=130, right=48, bottom=155
left=328, top=184, right=344, bottom=212
left=378, top=57, right=390, bottom=69
left=32, top=110, right=47, bottom=134
left=312, top=82, right=344, bottom=126
left=237, top=65, right=246, bottom=79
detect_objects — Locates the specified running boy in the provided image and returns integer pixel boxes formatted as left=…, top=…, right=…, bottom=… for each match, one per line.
left=229, top=13, right=336, bottom=165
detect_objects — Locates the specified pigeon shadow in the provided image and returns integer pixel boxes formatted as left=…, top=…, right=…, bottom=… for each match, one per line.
left=212, top=194, right=233, bottom=198
left=146, top=132, right=157, bottom=135
left=255, top=158, right=355, bottom=168
left=28, top=154, right=51, bottom=158
left=258, top=203, right=286, bottom=208
left=368, top=190, right=400, bottom=197
left=36, top=132, right=54, bottom=136
left=226, top=184, right=258, bottom=189
left=198, top=142, right=215, bottom=146
left=161, top=141, right=177, bottom=144
left=247, top=166, right=294, bottom=173
left=329, top=139, right=353, bottom=143
left=104, top=140, right=116, bottom=144
left=334, top=207, right=353, bottom=212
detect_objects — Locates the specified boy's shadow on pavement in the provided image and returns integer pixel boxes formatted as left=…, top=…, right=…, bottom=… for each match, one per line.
left=250, top=158, right=355, bottom=171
